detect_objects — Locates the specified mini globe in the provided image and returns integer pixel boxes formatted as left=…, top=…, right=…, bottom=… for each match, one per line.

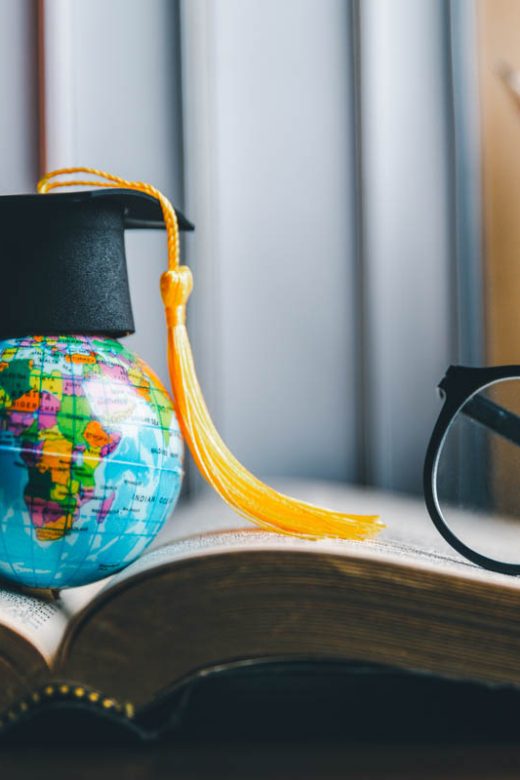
left=0, top=335, right=183, bottom=589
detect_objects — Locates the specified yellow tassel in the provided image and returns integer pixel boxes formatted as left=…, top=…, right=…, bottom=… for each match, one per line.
left=37, top=167, right=383, bottom=541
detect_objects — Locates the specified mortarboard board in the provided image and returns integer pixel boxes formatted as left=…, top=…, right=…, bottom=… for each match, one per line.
left=0, top=188, right=194, bottom=340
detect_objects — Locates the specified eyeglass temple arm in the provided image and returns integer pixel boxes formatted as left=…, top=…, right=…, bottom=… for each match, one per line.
left=461, top=393, right=520, bottom=448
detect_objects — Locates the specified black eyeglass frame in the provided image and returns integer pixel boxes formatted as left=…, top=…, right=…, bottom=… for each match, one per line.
left=424, top=364, right=520, bottom=575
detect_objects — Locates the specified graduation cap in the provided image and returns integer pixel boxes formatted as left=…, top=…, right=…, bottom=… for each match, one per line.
left=0, top=188, right=194, bottom=340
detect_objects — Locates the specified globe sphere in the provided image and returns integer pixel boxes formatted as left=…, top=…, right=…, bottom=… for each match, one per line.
left=0, top=335, right=183, bottom=589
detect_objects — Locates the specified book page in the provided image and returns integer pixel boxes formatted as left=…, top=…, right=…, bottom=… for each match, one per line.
left=58, top=578, right=109, bottom=616
left=97, top=479, right=520, bottom=595
left=0, top=587, right=69, bottom=665
left=152, top=478, right=456, bottom=552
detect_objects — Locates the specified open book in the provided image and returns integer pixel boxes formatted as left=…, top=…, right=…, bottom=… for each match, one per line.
left=1, top=480, right=520, bottom=719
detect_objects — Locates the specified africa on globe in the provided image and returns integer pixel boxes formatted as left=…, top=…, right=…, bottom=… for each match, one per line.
left=0, top=335, right=183, bottom=589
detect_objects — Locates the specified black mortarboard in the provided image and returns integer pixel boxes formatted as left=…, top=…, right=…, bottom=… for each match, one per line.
left=0, top=188, right=194, bottom=340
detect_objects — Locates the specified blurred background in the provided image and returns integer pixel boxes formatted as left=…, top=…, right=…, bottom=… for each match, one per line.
left=0, top=0, right=515, bottom=499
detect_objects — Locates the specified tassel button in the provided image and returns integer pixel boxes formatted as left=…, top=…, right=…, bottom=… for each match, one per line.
left=161, top=266, right=193, bottom=326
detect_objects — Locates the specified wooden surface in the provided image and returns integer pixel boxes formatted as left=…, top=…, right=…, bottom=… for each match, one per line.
left=2, top=742, right=520, bottom=779
left=478, top=0, right=520, bottom=364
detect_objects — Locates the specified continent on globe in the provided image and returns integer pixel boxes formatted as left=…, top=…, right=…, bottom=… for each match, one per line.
left=0, top=335, right=183, bottom=589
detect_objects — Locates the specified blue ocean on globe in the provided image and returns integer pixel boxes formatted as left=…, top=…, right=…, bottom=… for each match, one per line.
left=0, top=335, right=183, bottom=589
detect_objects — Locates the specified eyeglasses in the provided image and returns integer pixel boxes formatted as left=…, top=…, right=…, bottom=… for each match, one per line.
left=424, top=365, right=520, bottom=574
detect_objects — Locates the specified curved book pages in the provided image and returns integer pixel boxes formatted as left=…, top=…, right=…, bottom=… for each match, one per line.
left=1, top=480, right=520, bottom=731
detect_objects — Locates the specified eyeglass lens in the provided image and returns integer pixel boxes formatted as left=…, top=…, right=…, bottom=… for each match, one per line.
left=436, top=378, right=520, bottom=566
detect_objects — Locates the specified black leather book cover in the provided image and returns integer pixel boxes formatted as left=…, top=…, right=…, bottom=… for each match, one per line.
left=1, top=661, right=520, bottom=744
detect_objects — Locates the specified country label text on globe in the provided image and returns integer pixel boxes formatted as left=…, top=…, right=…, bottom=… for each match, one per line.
left=0, top=336, right=183, bottom=588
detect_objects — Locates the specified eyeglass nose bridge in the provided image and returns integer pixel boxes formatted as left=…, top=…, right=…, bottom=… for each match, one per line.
left=436, top=366, right=520, bottom=442
left=437, top=365, right=494, bottom=403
